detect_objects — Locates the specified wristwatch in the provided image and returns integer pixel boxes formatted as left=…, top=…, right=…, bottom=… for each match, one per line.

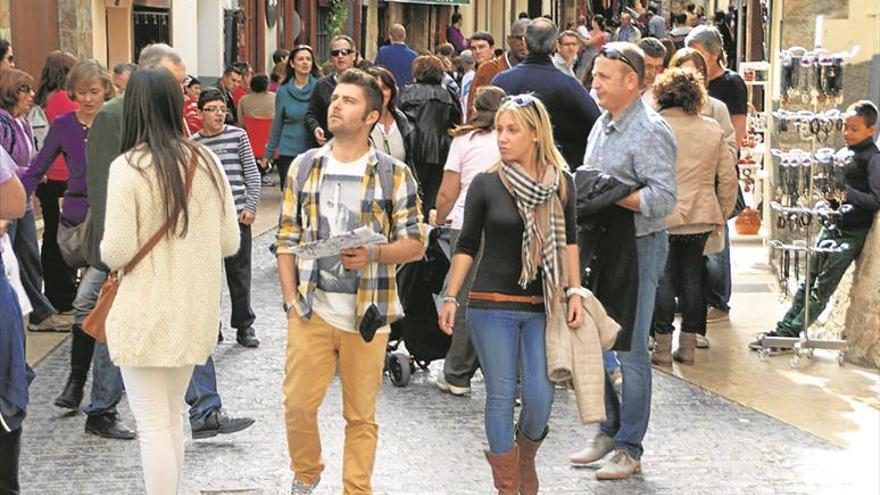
left=282, top=300, right=295, bottom=314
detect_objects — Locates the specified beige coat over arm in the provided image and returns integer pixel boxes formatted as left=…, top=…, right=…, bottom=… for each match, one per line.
left=100, top=145, right=240, bottom=368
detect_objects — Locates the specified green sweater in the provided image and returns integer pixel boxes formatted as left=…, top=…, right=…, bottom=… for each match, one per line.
left=84, top=94, right=124, bottom=270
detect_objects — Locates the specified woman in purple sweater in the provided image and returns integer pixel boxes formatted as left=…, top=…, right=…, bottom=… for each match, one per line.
left=19, top=59, right=114, bottom=409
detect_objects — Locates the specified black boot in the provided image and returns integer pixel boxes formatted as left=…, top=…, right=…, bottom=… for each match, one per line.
left=54, top=325, right=95, bottom=409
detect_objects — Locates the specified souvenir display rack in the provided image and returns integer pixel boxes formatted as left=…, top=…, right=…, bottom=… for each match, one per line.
left=759, top=45, right=857, bottom=367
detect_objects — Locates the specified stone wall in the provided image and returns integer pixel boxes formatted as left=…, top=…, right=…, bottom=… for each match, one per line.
left=58, top=0, right=93, bottom=60
left=826, top=213, right=880, bottom=368
left=0, top=0, right=10, bottom=41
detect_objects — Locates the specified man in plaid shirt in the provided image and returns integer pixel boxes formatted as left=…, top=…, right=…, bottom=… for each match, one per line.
left=274, top=69, right=425, bottom=495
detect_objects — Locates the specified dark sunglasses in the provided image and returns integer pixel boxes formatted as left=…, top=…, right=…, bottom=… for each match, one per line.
left=17, top=84, right=32, bottom=93
left=599, top=46, right=639, bottom=75
left=503, top=94, right=538, bottom=107
left=330, top=48, right=354, bottom=57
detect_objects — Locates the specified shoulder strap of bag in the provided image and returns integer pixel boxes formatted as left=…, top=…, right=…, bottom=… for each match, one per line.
left=122, top=151, right=199, bottom=274
left=294, top=147, right=324, bottom=192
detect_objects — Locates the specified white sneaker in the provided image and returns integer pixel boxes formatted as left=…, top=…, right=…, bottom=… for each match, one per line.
left=436, top=373, right=470, bottom=396
left=290, top=476, right=319, bottom=494
left=696, top=334, right=711, bottom=349
left=596, top=449, right=641, bottom=480
left=569, top=432, right=614, bottom=465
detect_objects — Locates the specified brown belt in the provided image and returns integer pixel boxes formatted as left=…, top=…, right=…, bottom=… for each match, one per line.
left=469, top=291, right=544, bottom=305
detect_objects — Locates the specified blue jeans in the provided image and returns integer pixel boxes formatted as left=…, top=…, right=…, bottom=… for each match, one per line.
left=603, top=350, right=620, bottom=375
left=7, top=210, right=56, bottom=322
left=76, top=269, right=222, bottom=419
left=704, top=223, right=731, bottom=314
left=600, top=231, right=668, bottom=460
left=466, top=308, right=554, bottom=454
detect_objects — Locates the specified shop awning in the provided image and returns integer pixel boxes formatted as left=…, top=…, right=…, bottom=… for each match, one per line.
left=385, top=0, right=470, bottom=5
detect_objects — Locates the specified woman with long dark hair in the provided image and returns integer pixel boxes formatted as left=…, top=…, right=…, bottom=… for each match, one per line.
left=266, top=44, right=321, bottom=189
left=366, top=65, right=414, bottom=164
left=100, top=67, right=240, bottom=494
left=30, top=51, right=80, bottom=315
left=439, top=95, right=584, bottom=494
left=20, top=59, right=115, bottom=409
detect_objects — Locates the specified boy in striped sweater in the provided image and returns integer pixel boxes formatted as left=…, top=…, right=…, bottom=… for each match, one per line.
left=192, top=88, right=262, bottom=348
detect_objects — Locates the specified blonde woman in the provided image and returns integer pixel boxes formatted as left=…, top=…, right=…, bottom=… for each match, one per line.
left=438, top=94, right=585, bottom=495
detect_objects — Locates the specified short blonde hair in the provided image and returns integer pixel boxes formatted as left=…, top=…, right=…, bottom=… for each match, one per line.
left=492, top=94, right=569, bottom=201
left=67, top=59, right=115, bottom=101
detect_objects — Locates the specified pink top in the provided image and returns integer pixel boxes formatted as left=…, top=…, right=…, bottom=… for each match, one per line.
left=44, top=90, right=79, bottom=181
left=590, top=29, right=608, bottom=52
left=442, top=130, right=499, bottom=230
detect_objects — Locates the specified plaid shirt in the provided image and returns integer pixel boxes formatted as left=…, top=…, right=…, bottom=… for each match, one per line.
left=275, top=144, right=425, bottom=329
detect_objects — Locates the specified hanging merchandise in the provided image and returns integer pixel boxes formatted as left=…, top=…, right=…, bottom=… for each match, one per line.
left=779, top=46, right=858, bottom=108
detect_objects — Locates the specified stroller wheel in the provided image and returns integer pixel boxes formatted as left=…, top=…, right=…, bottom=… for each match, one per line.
left=388, top=352, right=411, bottom=387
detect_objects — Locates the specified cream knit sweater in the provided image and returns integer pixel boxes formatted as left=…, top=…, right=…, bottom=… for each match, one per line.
left=101, top=145, right=240, bottom=367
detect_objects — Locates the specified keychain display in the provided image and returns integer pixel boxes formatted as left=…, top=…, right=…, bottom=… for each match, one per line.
left=780, top=47, right=850, bottom=108
left=772, top=109, right=844, bottom=143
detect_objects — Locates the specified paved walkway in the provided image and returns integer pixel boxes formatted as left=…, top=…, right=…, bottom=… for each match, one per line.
left=20, top=231, right=872, bottom=494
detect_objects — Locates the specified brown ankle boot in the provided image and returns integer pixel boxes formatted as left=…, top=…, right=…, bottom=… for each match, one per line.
left=674, top=332, right=696, bottom=365
left=516, top=427, right=547, bottom=495
left=651, top=333, right=673, bottom=365
left=485, top=447, right=520, bottom=494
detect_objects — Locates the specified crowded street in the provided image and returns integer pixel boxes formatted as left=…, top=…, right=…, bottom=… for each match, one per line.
left=1, top=0, right=879, bottom=494
left=17, top=228, right=869, bottom=494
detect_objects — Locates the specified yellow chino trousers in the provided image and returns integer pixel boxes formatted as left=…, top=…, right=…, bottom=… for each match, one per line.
left=283, top=313, right=389, bottom=495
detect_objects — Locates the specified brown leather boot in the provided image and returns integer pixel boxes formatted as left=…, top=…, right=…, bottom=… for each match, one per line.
left=651, top=332, right=673, bottom=365
left=674, top=332, right=696, bottom=365
left=485, top=447, right=520, bottom=494
left=516, top=427, right=547, bottom=495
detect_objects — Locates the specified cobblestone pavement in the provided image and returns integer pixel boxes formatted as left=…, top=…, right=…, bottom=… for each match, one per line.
left=20, top=231, right=871, bottom=494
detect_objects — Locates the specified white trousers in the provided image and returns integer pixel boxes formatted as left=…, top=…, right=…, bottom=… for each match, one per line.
left=120, top=365, right=194, bottom=495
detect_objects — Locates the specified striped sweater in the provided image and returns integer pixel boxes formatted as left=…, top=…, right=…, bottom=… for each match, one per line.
left=191, top=125, right=261, bottom=214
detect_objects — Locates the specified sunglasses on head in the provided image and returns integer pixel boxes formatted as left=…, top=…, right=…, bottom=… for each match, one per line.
left=503, top=94, right=538, bottom=107
left=599, top=46, right=639, bottom=75
left=331, top=48, right=354, bottom=57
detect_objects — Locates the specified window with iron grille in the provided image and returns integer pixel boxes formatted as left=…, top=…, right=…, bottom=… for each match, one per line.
left=316, top=6, right=330, bottom=63
left=132, top=6, right=171, bottom=63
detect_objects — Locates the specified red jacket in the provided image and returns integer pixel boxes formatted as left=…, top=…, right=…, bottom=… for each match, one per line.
left=184, top=96, right=202, bottom=136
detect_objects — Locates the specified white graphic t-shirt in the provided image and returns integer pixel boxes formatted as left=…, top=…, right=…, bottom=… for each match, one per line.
left=312, top=151, right=384, bottom=333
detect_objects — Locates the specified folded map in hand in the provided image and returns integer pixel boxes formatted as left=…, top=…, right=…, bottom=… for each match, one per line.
left=291, top=226, right=387, bottom=260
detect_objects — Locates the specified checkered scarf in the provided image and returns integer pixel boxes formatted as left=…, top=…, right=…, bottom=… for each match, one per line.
left=498, top=161, right=567, bottom=309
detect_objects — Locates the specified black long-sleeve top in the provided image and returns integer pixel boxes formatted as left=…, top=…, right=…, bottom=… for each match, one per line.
left=455, top=169, right=577, bottom=312
left=840, top=138, right=880, bottom=229
left=303, top=75, right=338, bottom=148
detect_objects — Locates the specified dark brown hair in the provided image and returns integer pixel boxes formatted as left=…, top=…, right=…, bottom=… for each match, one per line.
left=338, top=68, right=384, bottom=118
left=412, top=55, right=446, bottom=85
left=653, top=67, right=706, bottom=115
left=451, top=85, right=505, bottom=137
left=366, top=65, right=398, bottom=113
left=35, top=51, right=78, bottom=106
left=284, top=44, right=322, bottom=84
left=121, top=67, right=224, bottom=237
left=0, top=69, right=34, bottom=112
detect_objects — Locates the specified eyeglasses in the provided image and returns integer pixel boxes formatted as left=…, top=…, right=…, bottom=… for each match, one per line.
left=503, top=94, right=538, bottom=107
left=202, top=106, right=228, bottom=114
left=17, top=84, right=31, bottom=94
left=330, top=48, right=354, bottom=57
left=599, top=46, right=640, bottom=76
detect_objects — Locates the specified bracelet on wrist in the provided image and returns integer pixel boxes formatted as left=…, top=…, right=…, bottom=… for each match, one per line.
left=441, top=295, right=459, bottom=307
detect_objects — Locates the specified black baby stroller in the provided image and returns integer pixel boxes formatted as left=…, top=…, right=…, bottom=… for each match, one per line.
left=385, top=228, right=452, bottom=387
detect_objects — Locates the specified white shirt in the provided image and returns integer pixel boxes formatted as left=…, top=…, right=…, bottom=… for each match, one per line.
left=443, top=130, right=499, bottom=230
left=370, top=119, right=406, bottom=163
left=313, top=151, right=391, bottom=333
left=460, top=69, right=476, bottom=122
